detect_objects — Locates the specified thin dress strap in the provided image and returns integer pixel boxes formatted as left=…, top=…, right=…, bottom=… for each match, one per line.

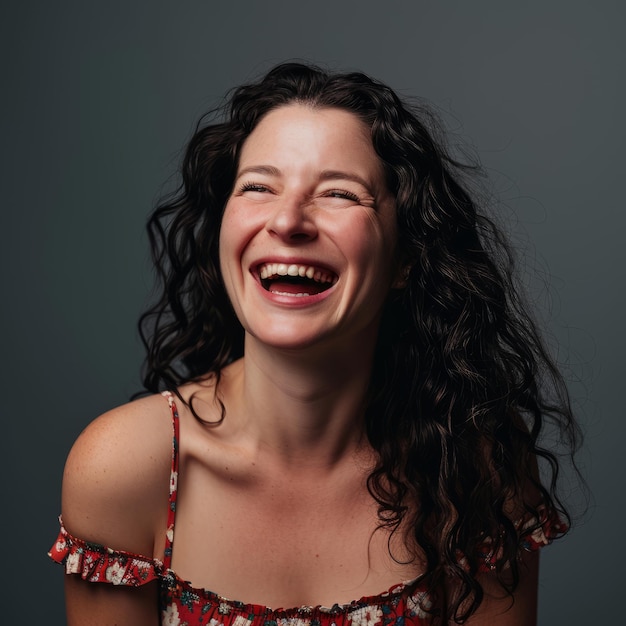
left=161, top=390, right=180, bottom=570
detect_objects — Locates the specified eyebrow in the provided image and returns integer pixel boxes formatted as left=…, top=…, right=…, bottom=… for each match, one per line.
left=319, top=170, right=373, bottom=191
left=236, top=166, right=374, bottom=192
left=235, top=165, right=281, bottom=180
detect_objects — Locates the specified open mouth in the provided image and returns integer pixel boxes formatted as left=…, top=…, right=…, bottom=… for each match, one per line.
left=257, top=262, right=338, bottom=297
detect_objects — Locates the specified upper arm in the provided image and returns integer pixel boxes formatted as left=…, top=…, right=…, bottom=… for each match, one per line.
left=65, top=576, right=160, bottom=626
left=61, top=396, right=172, bottom=625
left=460, top=550, right=539, bottom=626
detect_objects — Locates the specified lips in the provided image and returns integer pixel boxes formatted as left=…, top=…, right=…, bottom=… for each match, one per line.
left=256, top=262, right=338, bottom=296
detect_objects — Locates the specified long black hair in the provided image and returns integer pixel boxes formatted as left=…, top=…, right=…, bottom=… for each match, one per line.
left=138, top=62, right=581, bottom=622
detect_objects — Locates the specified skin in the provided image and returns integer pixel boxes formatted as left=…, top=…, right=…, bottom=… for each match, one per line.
left=219, top=104, right=399, bottom=356
left=61, top=105, right=539, bottom=625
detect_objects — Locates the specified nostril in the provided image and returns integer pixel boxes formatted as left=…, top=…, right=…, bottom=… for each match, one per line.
left=267, top=224, right=317, bottom=242
left=288, top=232, right=315, bottom=241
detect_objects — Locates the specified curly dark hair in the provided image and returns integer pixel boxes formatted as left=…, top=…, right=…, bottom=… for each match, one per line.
left=138, top=62, right=581, bottom=623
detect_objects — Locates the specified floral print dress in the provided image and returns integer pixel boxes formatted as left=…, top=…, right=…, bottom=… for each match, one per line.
left=49, top=391, right=565, bottom=626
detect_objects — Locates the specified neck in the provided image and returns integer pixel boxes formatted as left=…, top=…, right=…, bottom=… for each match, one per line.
left=225, top=332, right=379, bottom=471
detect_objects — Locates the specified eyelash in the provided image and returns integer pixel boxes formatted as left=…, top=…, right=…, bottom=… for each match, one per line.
left=240, top=182, right=271, bottom=193
left=325, top=190, right=360, bottom=202
left=238, top=182, right=361, bottom=204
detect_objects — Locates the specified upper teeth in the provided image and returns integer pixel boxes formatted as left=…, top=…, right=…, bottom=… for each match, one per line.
left=258, top=263, right=336, bottom=284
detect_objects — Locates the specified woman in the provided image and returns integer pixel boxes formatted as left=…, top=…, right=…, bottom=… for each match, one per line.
left=49, top=62, right=579, bottom=625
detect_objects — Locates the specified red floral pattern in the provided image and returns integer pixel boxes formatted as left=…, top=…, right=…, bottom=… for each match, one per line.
left=49, top=391, right=565, bottom=625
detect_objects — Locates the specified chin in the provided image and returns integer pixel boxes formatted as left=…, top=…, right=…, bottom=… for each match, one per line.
left=246, top=328, right=332, bottom=352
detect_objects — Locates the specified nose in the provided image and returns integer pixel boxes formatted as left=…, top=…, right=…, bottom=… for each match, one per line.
left=265, top=195, right=318, bottom=242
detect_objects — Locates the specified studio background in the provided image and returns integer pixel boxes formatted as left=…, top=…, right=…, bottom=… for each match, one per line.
left=3, top=2, right=623, bottom=624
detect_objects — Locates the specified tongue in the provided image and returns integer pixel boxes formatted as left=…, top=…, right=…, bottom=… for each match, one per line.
left=268, top=280, right=327, bottom=295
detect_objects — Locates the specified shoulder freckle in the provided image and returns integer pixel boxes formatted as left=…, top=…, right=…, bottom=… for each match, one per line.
left=61, top=395, right=173, bottom=550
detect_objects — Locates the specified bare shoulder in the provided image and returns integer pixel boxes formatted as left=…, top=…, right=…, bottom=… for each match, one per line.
left=61, top=393, right=173, bottom=557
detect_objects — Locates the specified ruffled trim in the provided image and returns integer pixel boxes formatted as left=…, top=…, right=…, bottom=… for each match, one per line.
left=160, top=569, right=430, bottom=619
left=159, top=579, right=438, bottom=626
left=48, top=518, right=161, bottom=587
left=476, top=506, right=568, bottom=572
left=519, top=507, right=568, bottom=550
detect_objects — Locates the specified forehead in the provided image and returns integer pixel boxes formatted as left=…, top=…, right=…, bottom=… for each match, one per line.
left=238, top=104, right=384, bottom=179
left=249, top=103, right=371, bottom=137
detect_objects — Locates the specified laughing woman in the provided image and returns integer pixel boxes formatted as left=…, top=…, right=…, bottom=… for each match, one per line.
left=49, top=63, right=580, bottom=625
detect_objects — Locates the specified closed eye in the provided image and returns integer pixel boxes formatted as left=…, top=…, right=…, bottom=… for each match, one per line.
left=323, top=190, right=360, bottom=202
left=240, top=182, right=272, bottom=194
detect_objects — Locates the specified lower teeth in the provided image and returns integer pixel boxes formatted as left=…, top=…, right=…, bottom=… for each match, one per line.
left=272, top=291, right=310, bottom=297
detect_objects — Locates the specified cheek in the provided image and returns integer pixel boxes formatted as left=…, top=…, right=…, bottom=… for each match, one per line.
left=218, top=203, right=268, bottom=310
left=336, top=209, right=397, bottom=270
left=219, top=203, right=252, bottom=269
left=218, top=208, right=234, bottom=264
left=218, top=205, right=245, bottom=296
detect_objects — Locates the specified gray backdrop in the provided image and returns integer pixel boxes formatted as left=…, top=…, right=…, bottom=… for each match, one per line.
left=3, top=2, right=623, bottom=624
